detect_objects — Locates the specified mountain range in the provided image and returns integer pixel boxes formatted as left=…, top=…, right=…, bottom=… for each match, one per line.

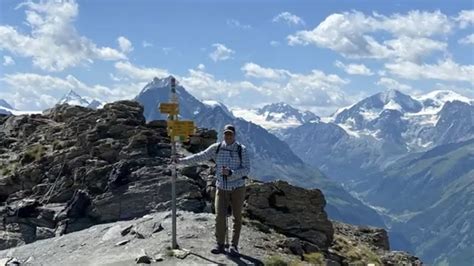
left=233, top=88, right=473, bottom=265
left=279, top=89, right=473, bottom=183
left=232, top=102, right=320, bottom=137
left=134, top=76, right=384, bottom=227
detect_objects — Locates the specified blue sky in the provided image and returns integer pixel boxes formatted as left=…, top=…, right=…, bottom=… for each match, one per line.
left=0, top=0, right=473, bottom=115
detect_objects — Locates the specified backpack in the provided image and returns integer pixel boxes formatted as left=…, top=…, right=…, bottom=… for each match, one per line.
left=215, top=142, right=248, bottom=179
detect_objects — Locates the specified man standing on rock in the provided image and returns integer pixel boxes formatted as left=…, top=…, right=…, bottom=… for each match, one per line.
left=178, top=124, right=250, bottom=256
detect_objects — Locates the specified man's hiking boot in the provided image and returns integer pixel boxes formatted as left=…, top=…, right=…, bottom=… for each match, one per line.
left=229, top=245, right=239, bottom=257
left=211, top=243, right=225, bottom=254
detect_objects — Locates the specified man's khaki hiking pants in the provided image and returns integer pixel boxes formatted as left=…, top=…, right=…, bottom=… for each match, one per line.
left=215, top=186, right=245, bottom=247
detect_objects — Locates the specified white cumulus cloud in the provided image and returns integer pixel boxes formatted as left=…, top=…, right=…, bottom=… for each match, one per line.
left=459, top=34, right=474, bottom=45
left=241, top=63, right=290, bottom=80
left=376, top=77, right=414, bottom=94
left=240, top=62, right=352, bottom=113
left=118, top=36, right=133, bottom=53
left=197, top=64, right=206, bottom=70
left=179, top=63, right=352, bottom=115
left=209, top=43, right=235, bottom=62
left=273, top=12, right=305, bottom=26
left=455, top=10, right=474, bottom=28
left=270, top=41, right=280, bottom=47
left=0, top=0, right=126, bottom=72
left=1, top=72, right=144, bottom=110
left=3, top=56, right=15, bottom=66
left=142, top=41, right=153, bottom=48
left=334, top=61, right=373, bottom=75
left=287, top=10, right=451, bottom=61
left=114, top=61, right=169, bottom=81
left=226, top=19, right=252, bottom=29
left=385, top=59, right=474, bottom=85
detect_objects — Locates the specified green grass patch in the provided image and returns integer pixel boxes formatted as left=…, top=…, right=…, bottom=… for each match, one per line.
left=332, top=235, right=382, bottom=265
left=0, top=162, right=18, bottom=176
left=23, top=144, right=45, bottom=163
left=303, top=252, right=325, bottom=264
left=264, top=256, right=289, bottom=266
left=264, top=256, right=306, bottom=266
left=52, top=140, right=65, bottom=150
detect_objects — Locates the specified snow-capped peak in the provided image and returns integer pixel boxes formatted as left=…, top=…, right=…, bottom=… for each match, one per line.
left=412, top=90, right=473, bottom=116
left=379, top=89, right=401, bottom=103
left=335, top=89, right=422, bottom=128
left=140, top=76, right=176, bottom=94
left=203, top=100, right=234, bottom=117
left=203, top=100, right=224, bottom=108
left=87, top=99, right=104, bottom=109
left=418, top=90, right=471, bottom=101
left=416, top=90, right=472, bottom=106
left=232, top=102, right=320, bottom=133
left=57, top=90, right=103, bottom=109
left=379, top=89, right=422, bottom=113
left=0, top=99, right=14, bottom=110
left=58, top=89, right=90, bottom=107
left=256, top=102, right=319, bottom=123
left=0, top=99, right=41, bottom=115
left=256, top=102, right=295, bottom=115
left=0, top=99, right=14, bottom=115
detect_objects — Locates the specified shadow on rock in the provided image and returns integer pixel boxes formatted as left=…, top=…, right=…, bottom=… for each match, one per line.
left=226, top=252, right=264, bottom=266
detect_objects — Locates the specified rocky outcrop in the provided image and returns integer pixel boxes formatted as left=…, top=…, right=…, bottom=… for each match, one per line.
left=332, top=221, right=390, bottom=251
left=0, top=101, right=215, bottom=249
left=331, top=221, right=422, bottom=266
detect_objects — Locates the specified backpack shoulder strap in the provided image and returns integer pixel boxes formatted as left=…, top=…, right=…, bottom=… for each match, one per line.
left=215, top=142, right=222, bottom=155
left=237, top=143, right=248, bottom=179
left=237, top=144, right=242, bottom=163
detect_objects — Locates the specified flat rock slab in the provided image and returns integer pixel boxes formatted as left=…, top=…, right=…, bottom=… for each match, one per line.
left=0, top=211, right=303, bottom=265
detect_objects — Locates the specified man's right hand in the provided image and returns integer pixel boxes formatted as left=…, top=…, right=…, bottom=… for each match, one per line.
left=171, top=156, right=179, bottom=164
left=222, top=167, right=231, bottom=176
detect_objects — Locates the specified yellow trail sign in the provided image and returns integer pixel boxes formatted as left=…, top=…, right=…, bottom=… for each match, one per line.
left=167, top=120, right=195, bottom=138
left=167, top=120, right=194, bottom=129
left=159, top=103, right=179, bottom=115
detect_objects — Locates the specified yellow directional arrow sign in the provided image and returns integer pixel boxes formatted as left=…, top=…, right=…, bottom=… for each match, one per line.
left=159, top=103, right=179, bottom=115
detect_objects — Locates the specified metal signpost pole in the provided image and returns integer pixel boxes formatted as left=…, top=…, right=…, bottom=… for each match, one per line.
left=170, top=77, right=178, bottom=250
left=159, top=77, right=195, bottom=251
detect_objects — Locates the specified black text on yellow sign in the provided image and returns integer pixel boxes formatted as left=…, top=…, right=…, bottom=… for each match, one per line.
left=167, top=120, right=195, bottom=139
left=159, top=103, right=179, bottom=115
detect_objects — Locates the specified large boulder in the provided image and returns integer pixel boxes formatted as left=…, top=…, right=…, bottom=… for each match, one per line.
left=244, top=180, right=334, bottom=249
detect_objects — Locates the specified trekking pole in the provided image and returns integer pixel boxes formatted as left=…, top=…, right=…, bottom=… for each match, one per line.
left=223, top=166, right=229, bottom=250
